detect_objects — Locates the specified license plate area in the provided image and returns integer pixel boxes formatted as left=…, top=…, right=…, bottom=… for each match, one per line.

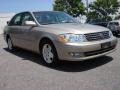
left=101, top=42, right=111, bottom=49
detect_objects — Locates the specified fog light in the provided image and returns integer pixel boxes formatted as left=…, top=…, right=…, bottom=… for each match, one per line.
left=69, top=52, right=74, bottom=56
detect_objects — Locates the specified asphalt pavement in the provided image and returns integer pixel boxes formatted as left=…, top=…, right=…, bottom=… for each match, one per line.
left=0, top=35, right=120, bottom=90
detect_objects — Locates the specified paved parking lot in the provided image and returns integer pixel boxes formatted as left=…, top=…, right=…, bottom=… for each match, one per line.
left=0, top=35, right=120, bottom=90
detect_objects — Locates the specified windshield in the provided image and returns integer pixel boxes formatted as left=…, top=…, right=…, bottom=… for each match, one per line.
left=33, top=11, right=78, bottom=25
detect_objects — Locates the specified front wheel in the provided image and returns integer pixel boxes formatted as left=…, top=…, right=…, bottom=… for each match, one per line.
left=40, top=40, right=59, bottom=66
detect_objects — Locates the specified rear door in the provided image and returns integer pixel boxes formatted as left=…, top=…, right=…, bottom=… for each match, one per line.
left=8, top=13, right=24, bottom=47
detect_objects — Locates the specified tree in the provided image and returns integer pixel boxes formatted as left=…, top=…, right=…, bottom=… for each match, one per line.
left=53, top=0, right=66, bottom=11
left=115, top=14, right=120, bottom=20
left=87, top=0, right=120, bottom=22
left=53, top=0, right=85, bottom=17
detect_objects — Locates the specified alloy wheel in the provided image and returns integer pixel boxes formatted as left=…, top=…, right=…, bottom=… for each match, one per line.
left=42, top=44, right=54, bottom=64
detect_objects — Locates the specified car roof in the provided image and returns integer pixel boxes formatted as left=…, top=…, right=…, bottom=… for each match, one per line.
left=32, top=11, right=64, bottom=13
left=15, top=11, right=64, bottom=15
left=20, top=11, right=63, bottom=13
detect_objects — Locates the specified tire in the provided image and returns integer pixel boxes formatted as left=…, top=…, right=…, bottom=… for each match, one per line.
left=7, top=37, right=15, bottom=51
left=40, top=40, right=59, bottom=66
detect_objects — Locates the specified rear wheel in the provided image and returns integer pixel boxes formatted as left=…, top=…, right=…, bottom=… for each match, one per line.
left=40, top=40, right=59, bottom=66
left=7, top=37, right=15, bottom=51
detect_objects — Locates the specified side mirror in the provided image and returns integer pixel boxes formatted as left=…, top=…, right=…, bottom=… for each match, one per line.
left=7, top=21, right=10, bottom=25
left=24, top=21, right=37, bottom=26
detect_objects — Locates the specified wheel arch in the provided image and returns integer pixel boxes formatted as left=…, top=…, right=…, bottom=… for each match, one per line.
left=6, top=34, right=10, bottom=42
left=38, top=37, right=58, bottom=56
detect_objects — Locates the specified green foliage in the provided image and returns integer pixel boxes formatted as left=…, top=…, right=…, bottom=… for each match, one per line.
left=53, top=0, right=85, bottom=17
left=115, top=14, right=120, bottom=20
left=53, top=0, right=65, bottom=11
left=87, top=0, right=120, bottom=22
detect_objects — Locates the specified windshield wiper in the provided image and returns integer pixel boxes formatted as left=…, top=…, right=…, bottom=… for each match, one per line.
left=41, top=22, right=57, bottom=25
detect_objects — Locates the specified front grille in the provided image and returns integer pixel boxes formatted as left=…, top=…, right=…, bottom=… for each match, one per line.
left=84, top=45, right=116, bottom=57
left=85, top=31, right=110, bottom=41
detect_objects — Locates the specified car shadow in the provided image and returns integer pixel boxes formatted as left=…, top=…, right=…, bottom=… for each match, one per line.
left=4, top=48, right=113, bottom=72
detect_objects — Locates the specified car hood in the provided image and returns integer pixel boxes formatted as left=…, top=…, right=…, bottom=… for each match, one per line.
left=40, top=23, right=109, bottom=34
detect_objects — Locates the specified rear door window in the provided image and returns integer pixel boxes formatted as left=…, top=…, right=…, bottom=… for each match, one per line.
left=9, top=13, right=23, bottom=26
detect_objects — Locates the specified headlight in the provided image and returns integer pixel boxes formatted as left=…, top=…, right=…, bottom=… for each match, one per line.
left=58, top=33, right=87, bottom=43
left=109, top=30, right=113, bottom=37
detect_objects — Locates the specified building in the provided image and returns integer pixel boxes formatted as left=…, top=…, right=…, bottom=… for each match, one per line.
left=0, top=13, right=15, bottom=34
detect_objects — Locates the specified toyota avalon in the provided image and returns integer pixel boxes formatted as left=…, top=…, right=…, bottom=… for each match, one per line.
left=4, top=11, right=117, bottom=66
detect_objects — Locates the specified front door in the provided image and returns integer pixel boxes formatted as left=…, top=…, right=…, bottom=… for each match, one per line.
left=18, top=12, right=38, bottom=51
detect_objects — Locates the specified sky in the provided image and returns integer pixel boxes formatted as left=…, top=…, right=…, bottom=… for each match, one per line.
left=0, top=0, right=53, bottom=13
left=0, top=0, right=94, bottom=13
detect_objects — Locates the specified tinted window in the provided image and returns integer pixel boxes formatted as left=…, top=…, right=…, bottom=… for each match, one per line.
left=9, top=13, right=22, bottom=26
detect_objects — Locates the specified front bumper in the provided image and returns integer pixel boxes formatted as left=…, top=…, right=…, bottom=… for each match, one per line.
left=55, top=36, right=117, bottom=61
